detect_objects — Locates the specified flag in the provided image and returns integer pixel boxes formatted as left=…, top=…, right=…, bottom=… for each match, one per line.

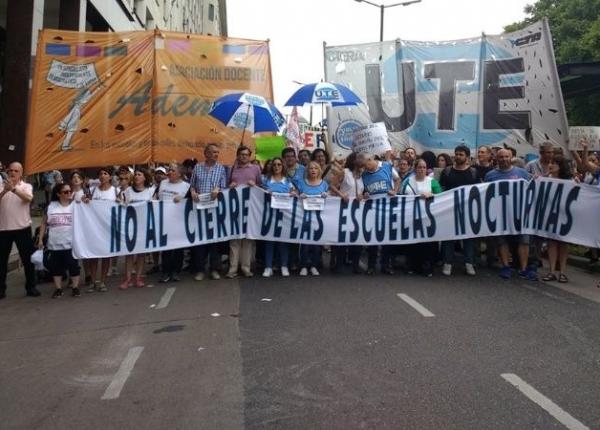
left=285, top=106, right=302, bottom=154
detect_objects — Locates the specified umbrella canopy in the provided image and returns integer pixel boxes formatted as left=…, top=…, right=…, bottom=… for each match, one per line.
left=209, top=92, right=284, bottom=133
left=284, top=82, right=363, bottom=107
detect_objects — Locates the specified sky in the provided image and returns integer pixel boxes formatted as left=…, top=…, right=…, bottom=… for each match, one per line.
left=227, top=0, right=533, bottom=122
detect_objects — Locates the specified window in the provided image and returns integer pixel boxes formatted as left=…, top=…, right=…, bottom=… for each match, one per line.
left=208, top=3, right=215, bottom=21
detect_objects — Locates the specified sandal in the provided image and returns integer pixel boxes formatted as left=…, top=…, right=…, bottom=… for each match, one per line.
left=542, top=273, right=557, bottom=282
left=558, top=273, right=568, bottom=283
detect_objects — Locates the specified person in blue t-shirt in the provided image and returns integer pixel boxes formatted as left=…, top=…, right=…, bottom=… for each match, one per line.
left=261, top=157, right=295, bottom=278
left=282, top=147, right=305, bottom=189
left=484, top=149, right=535, bottom=281
left=361, top=154, right=400, bottom=275
left=296, top=161, right=329, bottom=276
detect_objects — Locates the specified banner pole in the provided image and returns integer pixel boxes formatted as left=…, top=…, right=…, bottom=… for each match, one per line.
left=239, top=104, right=251, bottom=146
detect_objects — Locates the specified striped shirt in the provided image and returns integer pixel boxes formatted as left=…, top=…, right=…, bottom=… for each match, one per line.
left=190, top=162, right=227, bottom=194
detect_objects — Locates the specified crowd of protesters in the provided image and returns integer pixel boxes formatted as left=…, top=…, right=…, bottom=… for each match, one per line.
left=1, top=139, right=599, bottom=300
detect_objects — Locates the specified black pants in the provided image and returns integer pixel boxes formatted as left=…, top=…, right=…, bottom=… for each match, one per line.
left=0, top=227, right=36, bottom=294
left=407, top=242, right=438, bottom=275
left=192, top=244, right=220, bottom=273
left=47, top=249, right=81, bottom=277
left=161, top=249, right=183, bottom=275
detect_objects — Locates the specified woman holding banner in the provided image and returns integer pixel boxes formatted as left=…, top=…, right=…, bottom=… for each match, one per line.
left=158, top=163, right=190, bottom=283
left=401, top=158, right=442, bottom=277
left=262, top=157, right=294, bottom=278
left=542, top=156, right=574, bottom=284
left=38, top=182, right=81, bottom=298
left=82, top=167, right=117, bottom=292
left=296, top=161, right=329, bottom=276
left=329, top=153, right=365, bottom=274
left=120, top=168, right=153, bottom=289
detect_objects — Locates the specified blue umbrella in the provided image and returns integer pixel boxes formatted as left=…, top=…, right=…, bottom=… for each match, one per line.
left=209, top=93, right=284, bottom=144
left=284, top=82, right=363, bottom=107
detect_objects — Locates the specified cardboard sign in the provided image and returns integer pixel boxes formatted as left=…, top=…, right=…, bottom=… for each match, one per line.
left=352, top=122, right=391, bottom=155
left=255, top=135, right=286, bottom=161
left=568, top=126, right=600, bottom=150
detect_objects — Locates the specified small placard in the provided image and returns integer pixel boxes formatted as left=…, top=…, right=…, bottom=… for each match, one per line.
left=352, top=122, right=391, bottom=155
left=270, top=193, right=293, bottom=210
left=568, top=126, right=600, bottom=150
left=303, top=196, right=325, bottom=211
left=196, top=193, right=218, bottom=210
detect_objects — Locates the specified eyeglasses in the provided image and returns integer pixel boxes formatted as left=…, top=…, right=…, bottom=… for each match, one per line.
left=239, top=153, right=251, bottom=157
left=168, top=168, right=176, bottom=172
left=7, top=169, right=20, bottom=173
left=60, top=190, right=73, bottom=194
left=119, top=177, right=129, bottom=181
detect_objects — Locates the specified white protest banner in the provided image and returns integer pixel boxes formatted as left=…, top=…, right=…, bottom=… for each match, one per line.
left=196, top=193, right=218, bottom=210
left=47, top=60, right=99, bottom=89
left=73, top=179, right=600, bottom=258
left=325, top=20, right=569, bottom=158
left=352, top=122, right=391, bottom=155
left=270, top=193, right=293, bottom=210
left=568, top=126, right=600, bottom=150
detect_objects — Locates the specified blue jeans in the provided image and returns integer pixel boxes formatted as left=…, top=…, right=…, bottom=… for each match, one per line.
left=442, top=239, right=474, bottom=265
left=264, top=241, right=289, bottom=269
left=300, top=245, right=321, bottom=268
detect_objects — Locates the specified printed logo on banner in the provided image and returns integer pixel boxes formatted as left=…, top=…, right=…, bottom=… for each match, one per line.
left=326, top=50, right=366, bottom=62
left=314, top=88, right=341, bottom=102
left=243, top=94, right=266, bottom=106
left=334, top=119, right=364, bottom=150
left=509, top=32, right=542, bottom=47
left=232, top=111, right=251, bottom=129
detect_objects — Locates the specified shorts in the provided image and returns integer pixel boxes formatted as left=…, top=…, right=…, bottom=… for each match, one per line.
left=47, top=249, right=80, bottom=277
left=496, top=234, right=530, bottom=247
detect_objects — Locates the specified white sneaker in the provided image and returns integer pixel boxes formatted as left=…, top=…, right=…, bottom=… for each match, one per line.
left=465, top=263, right=476, bottom=276
left=442, top=264, right=452, bottom=276
left=309, top=267, right=320, bottom=276
left=210, top=271, right=221, bottom=280
left=194, top=272, right=205, bottom=281
left=281, top=266, right=290, bottom=277
left=262, top=268, right=273, bottom=278
left=299, top=268, right=308, bottom=276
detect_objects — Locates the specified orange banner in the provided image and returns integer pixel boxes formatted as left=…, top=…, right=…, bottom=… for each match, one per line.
left=25, top=30, right=274, bottom=173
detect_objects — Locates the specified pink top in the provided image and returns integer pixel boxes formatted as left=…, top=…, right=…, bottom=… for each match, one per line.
left=0, top=181, right=33, bottom=231
left=229, top=163, right=262, bottom=186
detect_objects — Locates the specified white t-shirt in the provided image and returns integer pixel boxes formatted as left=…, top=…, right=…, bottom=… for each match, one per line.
left=46, top=201, right=74, bottom=250
left=71, top=189, right=85, bottom=202
left=339, top=169, right=364, bottom=198
left=123, top=186, right=153, bottom=203
left=158, top=179, right=190, bottom=201
left=91, top=185, right=117, bottom=201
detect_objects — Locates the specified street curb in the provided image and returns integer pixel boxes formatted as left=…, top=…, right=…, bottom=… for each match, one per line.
left=567, top=255, right=600, bottom=274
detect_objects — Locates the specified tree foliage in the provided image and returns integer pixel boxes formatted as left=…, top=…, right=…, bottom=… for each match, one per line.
left=504, top=0, right=600, bottom=125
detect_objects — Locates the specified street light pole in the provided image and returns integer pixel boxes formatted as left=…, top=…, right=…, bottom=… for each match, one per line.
left=354, top=0, right=422, bottom=42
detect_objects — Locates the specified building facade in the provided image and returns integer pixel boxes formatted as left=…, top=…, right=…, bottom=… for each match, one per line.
left=0, top=0, right=227, bottom=164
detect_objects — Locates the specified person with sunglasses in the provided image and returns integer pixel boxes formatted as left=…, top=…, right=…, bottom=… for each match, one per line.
left=261, top=157, right=294, bottom=277
left=38, top=183, right=81, bottom=298
left=0, top=162, right=40, bottom=299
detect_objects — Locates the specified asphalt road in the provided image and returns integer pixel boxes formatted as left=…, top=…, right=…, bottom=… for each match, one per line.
left=1, top=262, right=599, bottom=430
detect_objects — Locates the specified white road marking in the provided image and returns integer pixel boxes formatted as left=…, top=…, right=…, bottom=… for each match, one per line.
left=101, top=346, right=144, bottom=400
left=396, top=293, right=435, bottom=317
left=156, top=287, right=176, bottom=309
left=501, top=373, right=590, bottom=430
